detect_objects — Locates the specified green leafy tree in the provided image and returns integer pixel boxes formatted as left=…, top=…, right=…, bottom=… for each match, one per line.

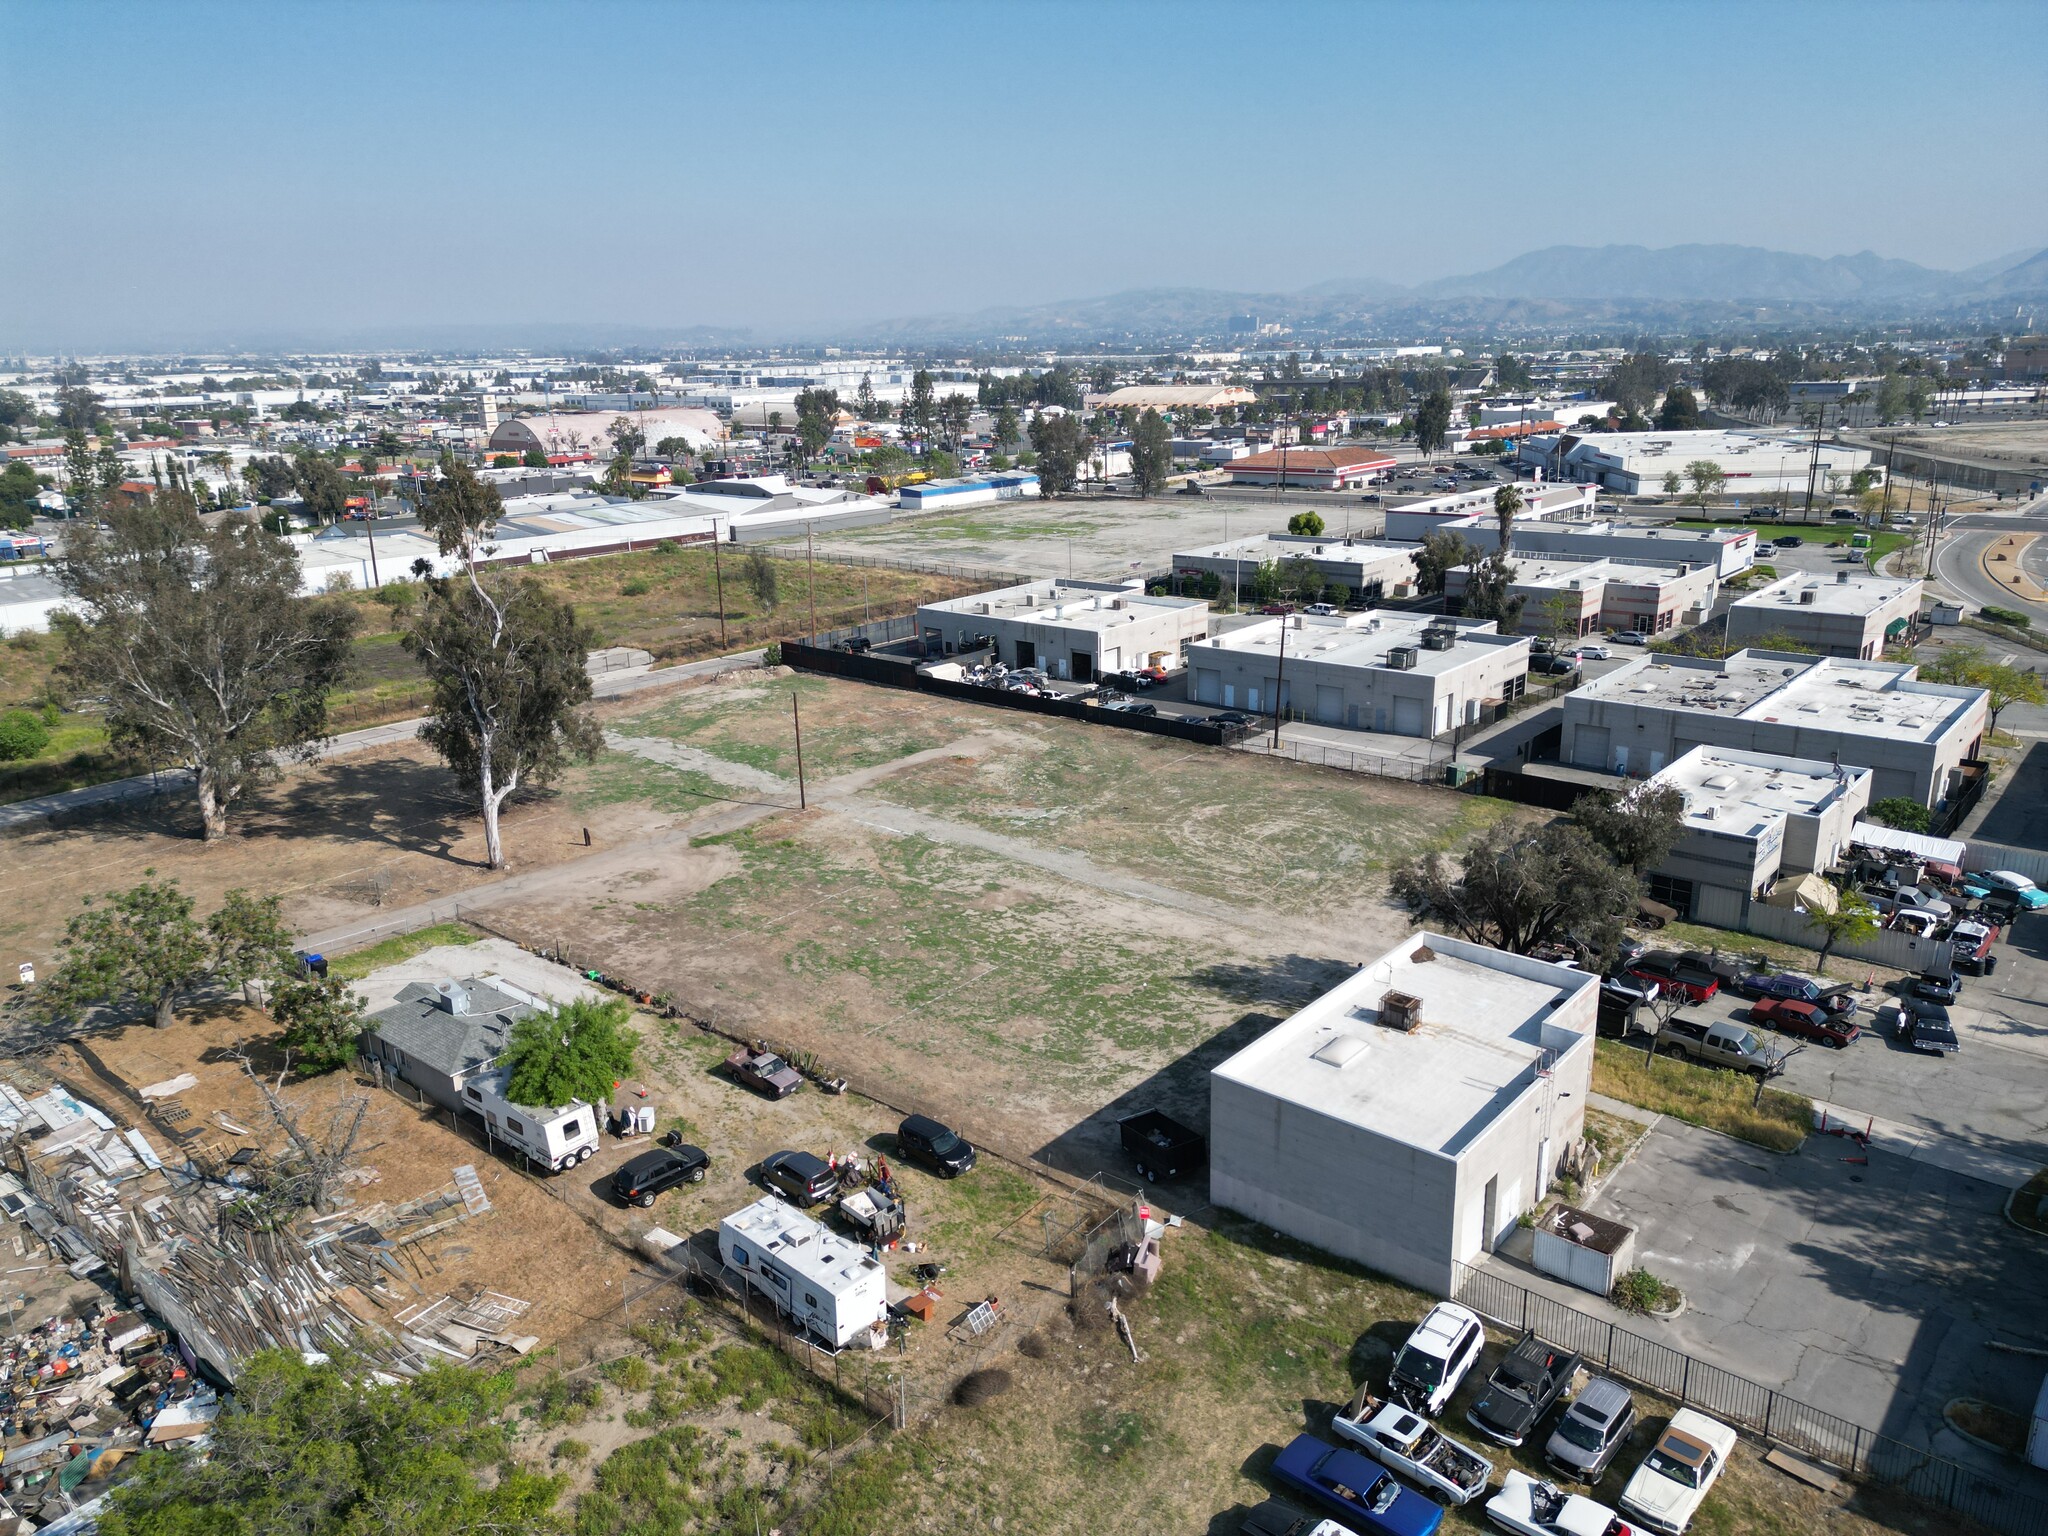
left=1277, top=556, right=1324, bottom=603
left=1493, top=353, right=1533, bottom=391
left=1414, top=386, right=1453, bottom=455
left=652, top=436, right=692, bottom=460
left=63, top=428, right=105, bottom=520
left=1028, top=413, right=1093, bottom=496
left=1661, top=470, right=1683, bottom=497
left=1532, top=591, right=1585, bottom=648
left=56, top=385, right=104, bottom=432
left=906, top=369, right=936, bottom=436
left=1572, top=782, right=1686, bottom=876
left=0, top=460, right=40, bottom=529
left=1389, top=821, right=1639, bottom=966
left=855, top=372, right=877, bottom=419
left=100, top=1350, right=564, bottom=1536
left=491, top=455, right=518, bottom=470
left=1867, top=796, right=1933, bottom=833
left=1656, top=385, right=1702, bottom=431
left=207, top=889, right=299, bottom=1002
left=1129, top=408, right=1172, bottom=496
left=502, top=996, right=637, bottom=1109
left=522, top=447, right=549, bottom=468
left=1286, top=510, right=1326, bottom=537
left=993, top=404, right=1021, bottom=449
left=272, top=975, right=370, bottom=1073
left=1684, top=459, right=1726, bottom=509
left=40, top=877, right=210, bottom=1030
left=54, top=489, right=358, bottom=839
left=1459, top=549, right=1524, bottom=630
left=1413, top=529, right=1477, bottom=595
left=1809, top=892, right=1879, bottom=968
left=1920, top=643, right=2047, bottom=732
left=606, top=418, right=645, bottom=460
left=1600, top=353, right=1675, bottom=419
left=744, top=547, right=779, bottom=608
left=0, top=707, right=51, bottom=760
left=405, top=456, right=601, bottom=870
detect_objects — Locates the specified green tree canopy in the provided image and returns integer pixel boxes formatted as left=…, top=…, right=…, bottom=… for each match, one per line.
left=1413, top=529, right=1477, bottom=596
left=100, top=1351, right=563, bottom=1536
left=1867, top=796, right=1933, bottom=833
left=1684, top=459, right=1727, bottom=508
left=273, top=974, right=370, bottom=1073
left=1129, top=408, right=1172, bottom=496
left=1572, top=782, right=1686, bottom=876
left=1810, top=892, right=1879, bottom=967
left=1390, top=821, right=1638, bottom=966
left=54, top=489, right=358, bottom=838
left=1413, top=387, right=1453, bottom=455
left=40, top=877, right=209, bottom=1031
left=1656, top=385, right=1702, bottom=431
left=502, top=996, right=637, bottom=1109
left=1286, top=510, right=1325, bottom=537
left=1028, top=413, right=1093, bottom=496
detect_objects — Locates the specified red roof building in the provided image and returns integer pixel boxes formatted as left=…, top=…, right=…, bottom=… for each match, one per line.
left=1468, top=420, right=1564, bottom=442
left=1225, top=446, right=1397, bottom=490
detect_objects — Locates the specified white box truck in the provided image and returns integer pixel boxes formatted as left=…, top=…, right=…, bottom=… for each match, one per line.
left=718, top=1196, right=888, bottom=1349
left=459, top=1067, right=600, bottom=1172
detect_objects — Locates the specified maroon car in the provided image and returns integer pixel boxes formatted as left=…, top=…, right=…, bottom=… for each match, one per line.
left=725, top=1045, right=803, bottom=1098
left=1749, top=997, right=1858, bottom=1048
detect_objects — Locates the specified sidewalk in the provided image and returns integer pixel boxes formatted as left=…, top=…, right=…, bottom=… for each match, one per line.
left=1807, top=1098, right=2038, bottom=1190
left=0, top=647, right=765, bottom=833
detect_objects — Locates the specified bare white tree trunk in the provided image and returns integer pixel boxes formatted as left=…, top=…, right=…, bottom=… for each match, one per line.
left=478, top=743, right=504, bottom=869
left=197, top=765, right=228, bottom=841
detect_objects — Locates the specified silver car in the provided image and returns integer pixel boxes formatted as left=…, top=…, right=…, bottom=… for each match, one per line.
left=1544, top=1376, right=1638, bottom=1480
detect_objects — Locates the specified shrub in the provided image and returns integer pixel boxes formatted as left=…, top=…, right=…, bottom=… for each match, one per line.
left=761, top=642, right=782, bottom=666
left=553, top=1437, right=590, bottom=1461
left=373, top=582, right=416, bottom=610
left=1869, top=796, right=1933, bottom=833
left=39, top=699, right=60, bottom=725
left=620, top=577, right=651, bottom=597
left=0, top=708, right=51, bottom=761
left=1983, top=605, right=2032, bottom=628
left=654, top=539, right=680, bottom=555
left=1611, top=1266, right=1678, bottom=1314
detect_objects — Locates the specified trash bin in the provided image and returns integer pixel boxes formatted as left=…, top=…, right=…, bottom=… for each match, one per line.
left=297, top=951, right=328, bottom=979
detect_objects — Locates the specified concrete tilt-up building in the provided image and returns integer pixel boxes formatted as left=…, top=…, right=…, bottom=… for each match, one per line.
left=914, top=578, right=1210, bottom=681
left=1725, top=571, right=1923, bottom=659
left=1209, top=932, right=1597, bottom=1294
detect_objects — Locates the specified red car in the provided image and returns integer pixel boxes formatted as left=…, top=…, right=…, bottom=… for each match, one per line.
left=1260, top=603, right=1296, bottom=616
left=1749, top=997, right=1858, bottom=1048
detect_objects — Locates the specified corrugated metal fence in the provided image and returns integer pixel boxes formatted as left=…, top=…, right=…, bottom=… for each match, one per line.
left=1452, top=1262, right=2048, bottom=1536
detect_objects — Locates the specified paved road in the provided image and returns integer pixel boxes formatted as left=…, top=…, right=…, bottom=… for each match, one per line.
left=1927, top=493, right=2048, bottom=624
left=0, top=649, right=766, bottom=833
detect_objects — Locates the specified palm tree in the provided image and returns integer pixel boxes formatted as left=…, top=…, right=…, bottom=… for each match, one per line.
left=1493, top=483, right=1523, bottom=553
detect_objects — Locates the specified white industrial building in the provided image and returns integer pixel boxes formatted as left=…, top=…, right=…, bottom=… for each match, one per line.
left=718, top=1197, right=889, bottom=1349
left=1383, top=483, right=1599, bottom=532
left=1513, top=428, right=1876, bottom=499
left=1642, top=747, right=1874, bottom=926
left=1209, top=932, right=1598, bottom=1294
left=914, top=577, right=1210, bottom=681
left=1445, top=553, right=1720, bottom=639
left=1386, top=503, right=1758, bottom=582
left=487, top=408, right=725, bottom=460
left=1725, top=571, right=1924, bottom=659
left=1185, top=611, right=1530, bottom=735
left=1172, top=535, right=1419, bottom=604
left=1561, top=650, right=1987, bottom=809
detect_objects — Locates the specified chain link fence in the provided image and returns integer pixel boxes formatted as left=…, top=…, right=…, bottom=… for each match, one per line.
left=1452, top=1262, right=2048, bottom=1536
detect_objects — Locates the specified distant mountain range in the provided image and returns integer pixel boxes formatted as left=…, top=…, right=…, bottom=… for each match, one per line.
left=839, top=242, right=2048, bottom=345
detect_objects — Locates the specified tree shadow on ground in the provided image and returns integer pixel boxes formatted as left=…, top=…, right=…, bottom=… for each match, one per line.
left=252, top=752, right=479, bottom=864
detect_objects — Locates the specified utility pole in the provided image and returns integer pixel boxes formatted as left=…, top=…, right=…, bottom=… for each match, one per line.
left=1801, top=403, right=1826, bottom=521
left=1270, top=616, right=1290, bottom=749
left=792, top=692, right=807, bottom=811
left=709, top=518, right=728, bottom=646
left=1878, top=435, right=1897, bottom=523
left=805, top=522, right=817, bottom=637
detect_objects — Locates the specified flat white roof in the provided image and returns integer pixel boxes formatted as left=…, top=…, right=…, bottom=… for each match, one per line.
left=1654, top=746, right=1869, bottom=833
left=1555, top=429, right=1870, bottom=472
left=1487, top=554, right=1704, bottom=591
left=1575, top=651, right=1984, bottom=743
left=920, top=578, right=1206, bottom=633
left=720, top=1196, right=882, bottom=1295
left=1174, top=535, right=1415, bottom=565
left=1190, top=609, right=1526, bottom=678
left=1212, top=933, right=1593, bottom=1155
left=1731, top=573, right=1922, bottom=618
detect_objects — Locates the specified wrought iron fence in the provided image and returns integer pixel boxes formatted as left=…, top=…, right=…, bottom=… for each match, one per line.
left=1451, top=1261, right=2048, bottom=1536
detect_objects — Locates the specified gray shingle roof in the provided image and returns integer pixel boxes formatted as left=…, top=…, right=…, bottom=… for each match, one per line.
left=368, top=978, right=534, bottom=1080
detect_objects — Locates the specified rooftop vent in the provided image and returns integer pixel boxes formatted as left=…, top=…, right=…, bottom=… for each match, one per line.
left=1799, top=589, right=1818, bottom=605
left=1312, top=1034, right=1370, bottom=1068
left=1379, top=990, right=1425, bottom=1033
left=1837, top=570, right=1851, bottom=584
left=1385, top=646, right=1419, bottom=670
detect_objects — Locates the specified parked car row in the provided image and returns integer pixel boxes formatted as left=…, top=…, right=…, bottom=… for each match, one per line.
left=1240, top=1304, right=1738, bottom=1535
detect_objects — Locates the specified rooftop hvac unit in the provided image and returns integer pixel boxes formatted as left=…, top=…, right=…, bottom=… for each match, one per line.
left=1837, top=570, right=1851, bottom=584
left=1800, top=589, right=1818, bottom=605
left=1385, top=646, right=1419, bottom=669
left=1421, top=628, right=1456, bottom=651
left=1379, top=990, right=1425, bottom=1033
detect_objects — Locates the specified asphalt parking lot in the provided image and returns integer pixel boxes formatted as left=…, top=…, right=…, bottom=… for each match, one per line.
left=1688, top=951, right=2048, bottom=1181
left=1495, top=1114, right=2048, bottom=1486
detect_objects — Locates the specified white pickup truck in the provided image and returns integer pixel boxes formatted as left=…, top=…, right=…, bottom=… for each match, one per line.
left=1331, top=1385, right=1494, bottom=1505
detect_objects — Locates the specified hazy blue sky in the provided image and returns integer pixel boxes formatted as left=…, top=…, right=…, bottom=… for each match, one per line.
left=3, top=0, right=2042, bottom=348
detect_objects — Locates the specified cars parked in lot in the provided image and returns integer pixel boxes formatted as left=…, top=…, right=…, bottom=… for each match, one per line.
left=1948, top=918, right=2001, bottom=974
left=760, top=1149, right=841, bottom=1205
left=1568, top=645, right=1610, bottom=661
left=1612, top=631, right=1650, bottom=645
left=1331, top=1386, right=1492, bottom=1504
left=1772, top=535, right=1804, bottom=547
left=1268, top=1434, right=1446, bottom=1536
left=1618, top=1409, right=1737, bottom=1534
left=610, top=1143, right=710, bottom=1207
left=1107, top=668, right=1159, bottom=691
left=1532, top=654, right=1578, bottom=676
left=1466, top=1331, right=1583, bottom=1447
left=1961, top=869, right=2048, bottom=909
left=1734, top=972, right=1855, bottom=1016
left=1885, top=998, right=1959, bottom=1055
left=1208, top=710, right=1257, bottom=728
left=1655, top=1017, right=1787, bottom=1076
left=726, top=1046, right=802, bottom=1099
left=1909, top=971, right=1961, bottom=1005
left=896, top=1113, right=976, bottom=1177
left=1747, top=997, right=1858, bottom=1047
left=1626, top=951, right=1719, bottom=1004
left=1388, top=1302, right=1487, bottom=1416
left=1098, top=697, right=1159, bottom=716
left=1544, top=1377, right=1638, bottom=1483
left=1485, top=1470, right=1635, bottom=1536
left=1303, top=602, right=1341, bottom=617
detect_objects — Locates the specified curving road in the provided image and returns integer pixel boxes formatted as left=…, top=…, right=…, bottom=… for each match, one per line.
left=1927, top=494, right=2048, bottom=625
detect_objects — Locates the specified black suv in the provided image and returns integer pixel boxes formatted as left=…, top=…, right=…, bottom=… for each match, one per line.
left=611, top=1144, right=709, bottom=1207
left=761, top=1149, right=841, bottom=1205
left=897, top=1114, right=977, bottom=1177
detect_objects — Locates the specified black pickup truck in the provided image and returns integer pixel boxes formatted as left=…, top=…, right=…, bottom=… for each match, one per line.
left=1466, top=1331, right=1583, bottom=1447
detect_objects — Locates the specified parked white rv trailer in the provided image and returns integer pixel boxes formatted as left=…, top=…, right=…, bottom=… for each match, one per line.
left=718, top=1196, right=889, bottom=1349
left=460, top=1068, right=600, bottom=1172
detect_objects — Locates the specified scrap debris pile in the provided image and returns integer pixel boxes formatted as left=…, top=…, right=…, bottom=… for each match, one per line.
left=0, top=1072, right=532, bottom=1529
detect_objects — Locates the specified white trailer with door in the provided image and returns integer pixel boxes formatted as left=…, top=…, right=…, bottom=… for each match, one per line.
left=459, top=1067, right=600, bottom=1172
left=718, top=1196, right=889, bottom=1349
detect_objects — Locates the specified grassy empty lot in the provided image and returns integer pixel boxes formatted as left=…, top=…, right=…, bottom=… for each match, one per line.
left=1595, top=1039, right=1812, bottom=1152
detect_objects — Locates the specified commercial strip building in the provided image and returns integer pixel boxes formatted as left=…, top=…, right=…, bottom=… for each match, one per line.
left=1085, top=384, right=1258, bottom=413
left=896, top=472, right=1040, bottom=512
left=1725, top=571, right=1923, bottom=659
left=1382, top=482, right=1598, bottom=534
left=1209, top=932, right=1596, bottom=1294
left=1225, top=446, right=1397, bottom=490
left=1171, top=535, right=1419, bottom=603
left=1561, top=650, right=1987, bottom=809
left=914, top=577, right=1210, bottom=681
left=1642, top=747, right=1874, bottom=927
left=1512, top=428, right=1876, bottom=498
left=1185, top=611, right=1530, bottom=735
left=1445, top=553, right=1720, bottom=639
left=1386, top=505, right=1759, bottom=582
